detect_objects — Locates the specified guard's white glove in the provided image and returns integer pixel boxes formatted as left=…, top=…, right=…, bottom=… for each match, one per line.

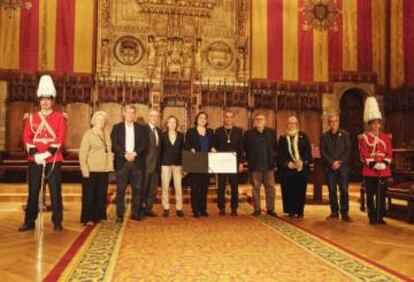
left=374, top=163, right=386, bottom=171
left=34, top=154, right=44, bottom=165
left=34, top=151, right=51, bottom=165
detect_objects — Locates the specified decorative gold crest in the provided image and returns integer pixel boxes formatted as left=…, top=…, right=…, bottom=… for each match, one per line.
left=113, top=36, right=145, bottom=66
left=206, top=41, right=233, bottom=70
left=300, top=0, right=341, bottom=32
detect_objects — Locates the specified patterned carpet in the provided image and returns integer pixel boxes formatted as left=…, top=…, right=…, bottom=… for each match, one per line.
left=46, top=202, right=409, bottom=282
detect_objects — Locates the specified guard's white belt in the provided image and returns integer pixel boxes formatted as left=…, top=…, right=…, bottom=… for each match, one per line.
left=33, top=138, right=56, bottom=144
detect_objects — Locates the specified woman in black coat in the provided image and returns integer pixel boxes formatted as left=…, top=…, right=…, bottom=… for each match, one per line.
left=277, top=116, right=313, bottom=218
left=184, top=112, right=216, bottom=218
left=160, top=115, right=185, bottom=217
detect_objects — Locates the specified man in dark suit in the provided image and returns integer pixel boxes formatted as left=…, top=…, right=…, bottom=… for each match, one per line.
left=320, top=115, right=352, bottom=222
left=243, top=113, right=278, bottom=217
left=215, top=110, right=244, bottom=216
left=111, top=105, right=147, bottom=222
left=142, top=109, right=161, bottom=217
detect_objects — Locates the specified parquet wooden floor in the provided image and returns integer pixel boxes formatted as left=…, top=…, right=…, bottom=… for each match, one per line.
left=0, top=183, right=413, bottom=281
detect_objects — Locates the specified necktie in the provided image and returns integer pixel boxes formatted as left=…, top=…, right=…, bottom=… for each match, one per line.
left=152, top=127, right=159, bottom=146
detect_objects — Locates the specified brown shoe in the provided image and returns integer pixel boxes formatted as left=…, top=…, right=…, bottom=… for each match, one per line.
left=267, top=210, right=277, bottom=217
left=53, top=224, right=63, bottom=231
left=326, top=213, right=339, bottom=221
left=18, top=223, right=35, bottom=232
left=341, top=214, right=352, bottom=223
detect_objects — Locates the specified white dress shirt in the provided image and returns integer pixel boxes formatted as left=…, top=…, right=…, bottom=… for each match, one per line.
left=125, top=122, right=135, bottom=154
left=149, top=123, right=159, bottom=146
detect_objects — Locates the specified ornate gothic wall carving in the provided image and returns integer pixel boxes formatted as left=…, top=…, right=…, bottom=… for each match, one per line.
left=97, top=0, right=250, bottom=84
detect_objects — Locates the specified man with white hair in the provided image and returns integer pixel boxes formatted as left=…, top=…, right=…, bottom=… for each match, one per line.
left=19, top=75, right=67, bottom=232
left=320, top=115, right=352, bottom=222
left=111, top=104, right=148, bottom=223
left=277, top=116, right=313, bottom=218
left=142, top=109, right=161, bottom=217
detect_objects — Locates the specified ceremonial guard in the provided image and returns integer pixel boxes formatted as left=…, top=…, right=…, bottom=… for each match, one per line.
left=359, top=96, right=392, bottom=225
left=19, top=75, right=67, bottom=232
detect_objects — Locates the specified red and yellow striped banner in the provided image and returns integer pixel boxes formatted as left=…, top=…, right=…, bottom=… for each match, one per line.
left=0, top=0, right=95, bottom=74
left=403, top=0, right=414, bottom=86
left=251, top=0, right=384, bottom=84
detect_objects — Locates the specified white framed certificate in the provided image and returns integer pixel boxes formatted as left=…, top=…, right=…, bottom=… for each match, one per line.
left=208, top=152, right=237, bottom=173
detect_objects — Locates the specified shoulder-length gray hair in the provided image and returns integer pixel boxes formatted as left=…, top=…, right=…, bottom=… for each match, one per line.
left=91, top=111, right=108, bottom=127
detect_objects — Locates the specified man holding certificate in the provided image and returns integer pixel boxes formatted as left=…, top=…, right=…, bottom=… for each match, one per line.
left=214, top=111, right=244, bottom=216
left=243, top=113, right=278, bottom=217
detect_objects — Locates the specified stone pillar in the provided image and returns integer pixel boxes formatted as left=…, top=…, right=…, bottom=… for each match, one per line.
left=0, top=81, right=7, bottom=151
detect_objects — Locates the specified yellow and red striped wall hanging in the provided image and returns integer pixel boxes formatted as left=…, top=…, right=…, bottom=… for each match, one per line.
left=0, top=0, right=96, bottom=74
left=251, top=0, right=389, bottom=86
left=400, top=0, right=414, bottom=87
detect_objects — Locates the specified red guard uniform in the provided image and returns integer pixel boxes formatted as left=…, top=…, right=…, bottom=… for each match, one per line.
left=20, top=110, right=66, bottom=230
left=18, top=74, right=67, bottom=232
left=23, top=111, right=66, bottom=163
left=359, top=131, right=392, bottom=224
left=359, top=132, right=392, bottom=178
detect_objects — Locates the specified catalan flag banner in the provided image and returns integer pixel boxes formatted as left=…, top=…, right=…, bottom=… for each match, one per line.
left=0, top=0, right=95, bottom=74
left=251, top=0, right=388, bottom=86
left=391, top=0, right=414, bottom=88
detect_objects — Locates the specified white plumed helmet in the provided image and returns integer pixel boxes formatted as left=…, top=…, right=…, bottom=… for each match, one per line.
left=363, top=96, right=382, bottom=123
left=37, top=75, right=56, bottom=99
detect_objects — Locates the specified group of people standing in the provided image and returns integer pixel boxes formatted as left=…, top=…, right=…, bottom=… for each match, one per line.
left=18, top=75, right=393, bottom=232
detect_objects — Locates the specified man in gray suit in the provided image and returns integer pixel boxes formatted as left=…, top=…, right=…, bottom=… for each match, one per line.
left=142, top=109, right=161, bottom=217
left=320, top=115, right=352, bottom=222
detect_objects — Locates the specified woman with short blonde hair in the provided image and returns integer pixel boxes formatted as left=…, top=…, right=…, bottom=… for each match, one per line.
left=90, top=111, right=108, bottom=127
left=79, top=111, right=114, bottom=226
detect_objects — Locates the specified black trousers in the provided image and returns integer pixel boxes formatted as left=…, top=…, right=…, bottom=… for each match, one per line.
left=217, top=173, right=239, bottom=211
left=190, top=173, right=209, bottom=215
left=25, top=162, right=63, bottom=226
left=325, top=169, right=350, bottom=215
left=281, top=173, right=307, bottom=215
left=81, top=172, right=108, bottom=223
left=115, top=162, right=143, bottom=218
left=365, top=176, right=387, bottom=221
left=142, top=170, right=159, bottom=211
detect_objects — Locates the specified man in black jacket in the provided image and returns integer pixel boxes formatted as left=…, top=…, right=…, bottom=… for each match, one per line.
left=142, top=109, right=162, bottom=217
left=320, top=115, right=352, bottom=222
left=243, top=113, right=277, bottom=217
left=111, top=105, right=148, bottom=222
left=215, top=110, right=244, bottom=216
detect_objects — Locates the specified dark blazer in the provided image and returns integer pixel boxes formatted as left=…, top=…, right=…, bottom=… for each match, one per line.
left=184, top=127, right=215, bottom=152
left=277, top=131, right=313, bottom=178
left=143, top=123, right=161, bottom=173
left=214, top=126, right=244, bottom=164
left=160, top=131, right=184, bottom=166
left=110, top=122, right=148, bottom=171
left=320, top=129, right=351, bottom=172
left=243, top=127, right=278, bottom=171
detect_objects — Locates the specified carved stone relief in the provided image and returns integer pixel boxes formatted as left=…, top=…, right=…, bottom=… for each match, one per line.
left=97, top=0, right=250, bottom=83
